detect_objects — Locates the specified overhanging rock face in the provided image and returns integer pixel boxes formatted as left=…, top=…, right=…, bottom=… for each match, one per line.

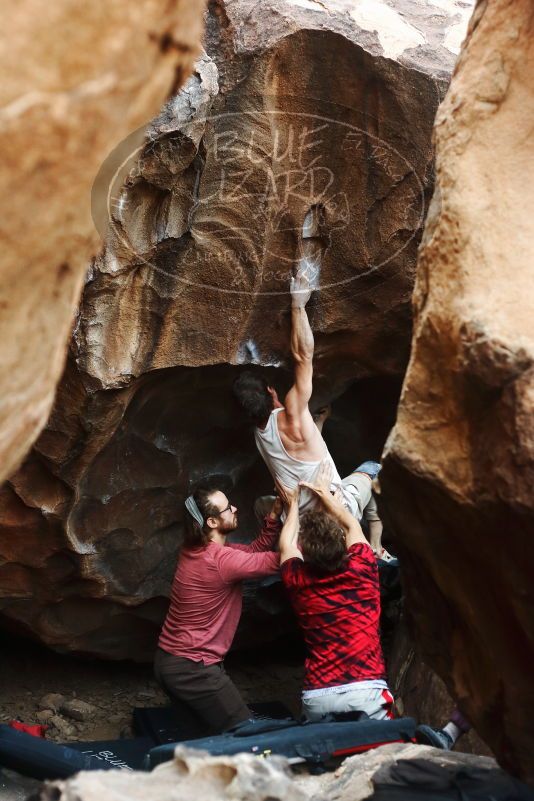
left=381, top=0, right=534, bottom=783
left=0, top=0, right=472, bottom=659
left=0, top=0, right=207, bottom=485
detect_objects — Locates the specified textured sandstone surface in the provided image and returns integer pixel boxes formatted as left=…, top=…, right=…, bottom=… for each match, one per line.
left=0, top=0, right=206, bottom=484
left=388, top=619, right=492, bottom=757
left=0, top=0, right=472, bottom=658
left=308, top=742, right=508, bottom=801
left=77, top=0, right=471, bottom=390
left=39, top=747, right=307, bottom=801
left=381, top=0, right=534, bottom=782
left=33, top=742, right=511, bottom=801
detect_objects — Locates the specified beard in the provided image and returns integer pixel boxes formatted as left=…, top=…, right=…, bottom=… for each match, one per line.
left=219, top=514, right=238, bottom=532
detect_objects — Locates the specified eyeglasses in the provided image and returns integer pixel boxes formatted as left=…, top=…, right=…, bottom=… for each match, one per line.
left=218, top=501, right=233, bottom=515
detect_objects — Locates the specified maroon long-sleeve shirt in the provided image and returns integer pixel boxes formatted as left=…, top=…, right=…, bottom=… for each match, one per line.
left=158, top=516, right=280, bottom=664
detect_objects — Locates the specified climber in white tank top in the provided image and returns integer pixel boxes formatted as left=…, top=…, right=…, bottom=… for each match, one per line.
left=254, top=406, right=344, bottom=516
left=233, top=261, right=387, bottom=556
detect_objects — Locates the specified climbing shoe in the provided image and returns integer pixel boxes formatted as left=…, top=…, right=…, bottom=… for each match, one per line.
left=415, top=724, right=454, bottom=750
left=375, top=547, right=397, bottom=564
left=354, top=461, right=381, bottom=480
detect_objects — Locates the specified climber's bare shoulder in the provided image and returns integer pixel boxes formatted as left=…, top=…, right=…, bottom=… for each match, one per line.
left=276, top=406, right=326, bottom=461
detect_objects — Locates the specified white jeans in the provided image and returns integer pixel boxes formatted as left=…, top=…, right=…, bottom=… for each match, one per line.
left=302, top=683, right=394, bottom=722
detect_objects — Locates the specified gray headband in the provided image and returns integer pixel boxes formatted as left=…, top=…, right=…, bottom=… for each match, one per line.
left=185, top=495, right=204, bottom=528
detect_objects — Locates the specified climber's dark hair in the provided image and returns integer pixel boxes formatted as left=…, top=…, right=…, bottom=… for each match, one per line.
left=233, top=372, right=274, bottom=426
left=298, top=510, right=348, bottom=574
left=183, top=485, right=221, bottom=549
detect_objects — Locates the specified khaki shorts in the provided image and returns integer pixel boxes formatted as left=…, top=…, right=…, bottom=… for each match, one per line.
left=254, top=474, right=381, bottom=524
left=341, top=471, right=381, bottom=522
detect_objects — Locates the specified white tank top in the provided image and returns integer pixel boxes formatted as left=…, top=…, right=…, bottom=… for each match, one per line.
left=254, top=408, right=345, bottom=516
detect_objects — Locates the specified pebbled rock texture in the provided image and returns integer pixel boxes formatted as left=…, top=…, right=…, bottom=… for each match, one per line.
left=0, top=0, right=206, bottom=484
left=381, top=0, right=534, bottom=783
left=0, top=0, right=472, bottom=659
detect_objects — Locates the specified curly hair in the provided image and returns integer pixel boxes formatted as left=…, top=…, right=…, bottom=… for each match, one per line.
left=299, top=510, right=348, bottom=574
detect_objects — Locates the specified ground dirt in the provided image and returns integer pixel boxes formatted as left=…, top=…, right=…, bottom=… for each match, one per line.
left=0, top=633, right=305, bottom=799
left=0, top=631, right=494, bottom=801
left=0, top=634, right=304, bottom=744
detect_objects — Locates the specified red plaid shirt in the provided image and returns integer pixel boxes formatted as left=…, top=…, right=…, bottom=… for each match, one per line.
left=281, top=542, right=386, bottom=690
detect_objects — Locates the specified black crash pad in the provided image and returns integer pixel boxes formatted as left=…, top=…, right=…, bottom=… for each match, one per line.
left=0, top=724, right=114, bottom=780
left=66, top=737, right=154, bottom=771
left=147, top=715, right=417, bottom=769
left=0, top=724, right=153, bottom=780
left=133, top=700, right=293, bottom=744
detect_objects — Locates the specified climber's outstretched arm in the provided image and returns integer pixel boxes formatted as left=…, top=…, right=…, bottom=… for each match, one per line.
left=283, top=272, right=316, bottom=439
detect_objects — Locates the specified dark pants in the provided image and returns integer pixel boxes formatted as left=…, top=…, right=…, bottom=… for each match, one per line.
left=154, top=648, right=251, bottom=734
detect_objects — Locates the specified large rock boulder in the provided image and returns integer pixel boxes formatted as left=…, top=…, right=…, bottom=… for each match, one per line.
left=309, top=743, right=521, bottom=801
left=0, top=0, right=206, bottom=484
left=388, top=619, right=492, bottom=757
left=33, top=742, right=523, bottom=801
left=37, top=747, right=307, bottom=801
left=381, top=0, right=534, bottom=782
left=0, top=0, right=472, bottom=659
